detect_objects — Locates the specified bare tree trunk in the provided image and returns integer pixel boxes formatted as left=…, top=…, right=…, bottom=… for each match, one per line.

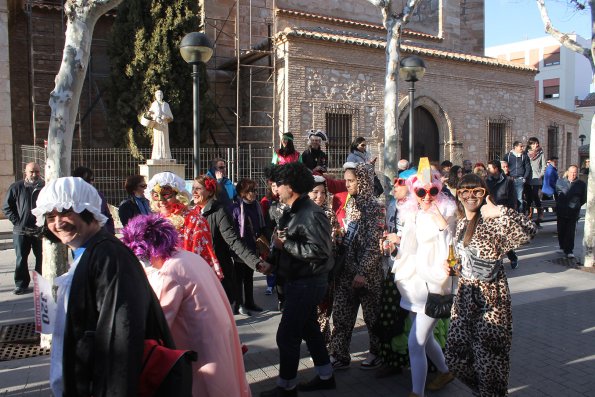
left=367, top=0, right=423, bottom=189
left=535, top=0, right=595, bottom=266
left=40, top=0, right=123, bottom=347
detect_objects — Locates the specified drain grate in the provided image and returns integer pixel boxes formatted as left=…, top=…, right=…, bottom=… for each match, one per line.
left=0, top=322, right=50, bottom=361
left=0, top=321, right=38, bottom=343
left=548, top=257, right=579, bottom=267
left=0, top=343, right=50, bottom=361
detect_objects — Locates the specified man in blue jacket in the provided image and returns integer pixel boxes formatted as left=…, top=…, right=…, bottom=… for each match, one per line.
left=503, top=141, right=531, bottom=213
left=542, top=157, right=559, bottom=200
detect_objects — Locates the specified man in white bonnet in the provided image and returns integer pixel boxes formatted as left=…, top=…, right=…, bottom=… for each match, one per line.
left=33, top=177, right=173, bottom=397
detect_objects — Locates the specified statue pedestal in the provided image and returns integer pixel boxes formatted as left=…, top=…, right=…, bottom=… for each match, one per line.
left=139, top=159, right=186, bottom=181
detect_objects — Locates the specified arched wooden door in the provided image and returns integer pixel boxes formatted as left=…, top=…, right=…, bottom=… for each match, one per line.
left=401, top=107, right=439, bottom=164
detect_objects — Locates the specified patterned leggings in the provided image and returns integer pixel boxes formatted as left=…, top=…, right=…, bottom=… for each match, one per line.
left=330, top=270, right=382, bottom=363
left=445, top=271, right=512, bottom=397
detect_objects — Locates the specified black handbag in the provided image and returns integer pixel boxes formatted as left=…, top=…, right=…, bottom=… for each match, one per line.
left=424, top=278, right=455, bottom=319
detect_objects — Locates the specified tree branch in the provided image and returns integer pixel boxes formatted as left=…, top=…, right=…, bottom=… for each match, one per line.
left=402, top=0, right=424, bottom=24
left=535, top=0, right=594, bottom=72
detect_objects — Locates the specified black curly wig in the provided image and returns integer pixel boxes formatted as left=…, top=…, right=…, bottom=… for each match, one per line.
left=271, top=162, right=314, bottom=194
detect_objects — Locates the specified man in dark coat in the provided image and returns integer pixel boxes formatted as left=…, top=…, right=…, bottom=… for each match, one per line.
left=33, top=177, right=173, bottom=397
left=260, top=162, right=334, bottom=397
left=503, top=141, right=532, bottom=213
left=301, top=130, right=328, bottom=173
left=487, top=160, right=519, bottom=269
left=555, top=165, right=587, bottom=259
left=2, top=162, right=44, bottom=294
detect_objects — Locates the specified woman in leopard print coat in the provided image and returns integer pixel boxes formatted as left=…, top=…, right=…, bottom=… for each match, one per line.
left=446, top=173, right=536, bottom=396
left=329, top=162, right=384, bottom=369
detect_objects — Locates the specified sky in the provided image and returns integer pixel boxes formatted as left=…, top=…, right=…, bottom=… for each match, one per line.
left=485, top=0, right=591, bottom=48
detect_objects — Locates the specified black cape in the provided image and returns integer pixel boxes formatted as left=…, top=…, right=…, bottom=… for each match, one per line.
left=62, top=229, right=173, bottom=397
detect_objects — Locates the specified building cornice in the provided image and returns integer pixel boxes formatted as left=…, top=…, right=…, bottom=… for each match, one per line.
left=277, top=27, right=538, bottom=73
left=277, top=7, right=442, bottom=42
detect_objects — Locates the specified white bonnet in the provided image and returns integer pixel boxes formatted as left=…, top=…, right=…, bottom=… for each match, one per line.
left=145, top=172, right=190, bottom=200
left=313, top=175, right=326, bottom=184
left=342, top=162, right=358, bottom=170
left=32, top=177, right=108, bottom=227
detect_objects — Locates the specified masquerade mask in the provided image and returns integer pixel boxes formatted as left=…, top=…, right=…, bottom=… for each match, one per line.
left=415, top=186, right=440, bottom=198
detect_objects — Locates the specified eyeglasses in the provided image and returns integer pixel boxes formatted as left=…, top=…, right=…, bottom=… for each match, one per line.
left=393, top=178, right=406, bottom=187
left=139, top=184, right=147, bottom=188
left=457, top=187, right=486, bottom=199
left=414, top=186, right=440, bottom=198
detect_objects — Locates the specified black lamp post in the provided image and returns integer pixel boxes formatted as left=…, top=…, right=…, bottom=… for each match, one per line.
left=180, top=32, right=214, bottom=177
left=399, top=55, right=426, bottom=164
left=579, top=134, right=586, bottom=146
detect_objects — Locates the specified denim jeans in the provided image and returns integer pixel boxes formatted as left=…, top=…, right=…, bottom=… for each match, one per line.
left=513, top=178, right=525, bottom=213
left=276, top=277, right=330, bottom=381
left=13, top=234, right=42, bottom=288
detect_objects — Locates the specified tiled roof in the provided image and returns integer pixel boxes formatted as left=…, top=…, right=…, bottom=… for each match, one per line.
left=277, top=27, right=538, bottom=72
left=536, top=101, right=582, bottom=119
left=277, top=8, right=441, bottom=42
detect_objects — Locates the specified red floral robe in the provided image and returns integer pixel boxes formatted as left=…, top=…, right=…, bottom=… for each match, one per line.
left=180, top=207, right=223, bottom=280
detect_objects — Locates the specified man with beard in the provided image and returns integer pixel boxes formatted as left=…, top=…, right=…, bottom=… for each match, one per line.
left=2, top=162, right=44, bottom=294
left=260, top=162, right=334, bottom=396
left=301, top=130, right=328, bottom=173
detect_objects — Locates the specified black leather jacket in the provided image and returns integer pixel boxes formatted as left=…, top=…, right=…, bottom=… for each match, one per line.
left=275, top=195, right=333, bottom=281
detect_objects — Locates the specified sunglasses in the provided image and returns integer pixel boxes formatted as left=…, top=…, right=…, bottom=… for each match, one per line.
left=457, top=187, right=486, bottom=199
left=217, top=165, right=226, bottom=170
left=139, top=184, right=147, bottom=188
left=415, top=186, right=440, bottom=198
left=393, top=178, right=406, bottom=187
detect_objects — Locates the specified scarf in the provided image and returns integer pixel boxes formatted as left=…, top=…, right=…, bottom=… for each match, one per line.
left=528, top=146, right=543, bottom=161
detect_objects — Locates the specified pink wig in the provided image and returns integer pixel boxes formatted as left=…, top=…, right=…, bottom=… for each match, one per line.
left=121, top=214, right=179, bottom=261
left=401, top=169, right=456, bottom=216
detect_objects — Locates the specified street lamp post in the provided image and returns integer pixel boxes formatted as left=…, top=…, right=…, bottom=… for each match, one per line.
left=399, top=56, right=426, bottom=164
left=579, top=134, right=586, bottom=146
left=180, top=32, right=214, bottom=177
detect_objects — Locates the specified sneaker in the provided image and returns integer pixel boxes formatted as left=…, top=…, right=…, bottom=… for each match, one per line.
left=236, top=305, right=252, bottom=316
left=567, top=253, right=575, bottom=259
left=427, top=371, right=455, bottom=391
left=265, top=287, right=273, bottom=295
left=13, top=287, right=27, bottom=295
left=360, top=353, right=383, bottom=370
left=510, top=260, right=519, bottom=270
left=260, top=386, right=297, bottom=397
left=330, top=356, right=350, bottom=370
left=298, top=375, right=336, bottom=391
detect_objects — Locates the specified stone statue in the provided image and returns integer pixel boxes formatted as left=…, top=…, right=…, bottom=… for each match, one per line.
left=147, top=90, right=174, bottom=160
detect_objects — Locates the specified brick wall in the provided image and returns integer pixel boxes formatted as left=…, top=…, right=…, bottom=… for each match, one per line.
left=0, top=0, right=15, bottom=206
left=277, top=35, right=539, bottom=168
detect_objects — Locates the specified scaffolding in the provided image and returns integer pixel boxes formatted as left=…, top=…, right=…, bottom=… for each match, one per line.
left=206, top=0, right=277, bottom=182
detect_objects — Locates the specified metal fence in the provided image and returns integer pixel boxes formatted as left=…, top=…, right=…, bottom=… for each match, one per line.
left=21, top=144, right=375, bottom=206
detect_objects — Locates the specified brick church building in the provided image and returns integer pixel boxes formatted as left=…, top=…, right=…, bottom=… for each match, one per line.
left=0, top=0, right=581, bottom=198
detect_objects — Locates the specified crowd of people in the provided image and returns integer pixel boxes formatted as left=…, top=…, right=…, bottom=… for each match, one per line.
left=0, top=132, right=588, bottom=397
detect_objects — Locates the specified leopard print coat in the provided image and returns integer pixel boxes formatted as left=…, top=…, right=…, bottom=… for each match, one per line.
left=445, top=207, right=536, bottom=396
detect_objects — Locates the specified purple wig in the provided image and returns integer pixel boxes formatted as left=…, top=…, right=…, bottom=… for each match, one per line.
left=121, top=214, right=179, bottom=261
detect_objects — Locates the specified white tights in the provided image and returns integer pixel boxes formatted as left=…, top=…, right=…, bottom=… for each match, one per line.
left=408, top=312, right=449, bottom=396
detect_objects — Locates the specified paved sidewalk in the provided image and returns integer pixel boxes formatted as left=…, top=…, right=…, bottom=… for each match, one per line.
left=0, top=219, right=594, bottom=396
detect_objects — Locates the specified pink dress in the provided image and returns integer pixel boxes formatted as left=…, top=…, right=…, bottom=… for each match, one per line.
left=145, top=250, right=251, bottom=397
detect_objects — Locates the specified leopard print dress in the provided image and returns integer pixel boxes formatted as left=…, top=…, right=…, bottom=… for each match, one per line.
left=445, top=206, right=536, bottom=397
